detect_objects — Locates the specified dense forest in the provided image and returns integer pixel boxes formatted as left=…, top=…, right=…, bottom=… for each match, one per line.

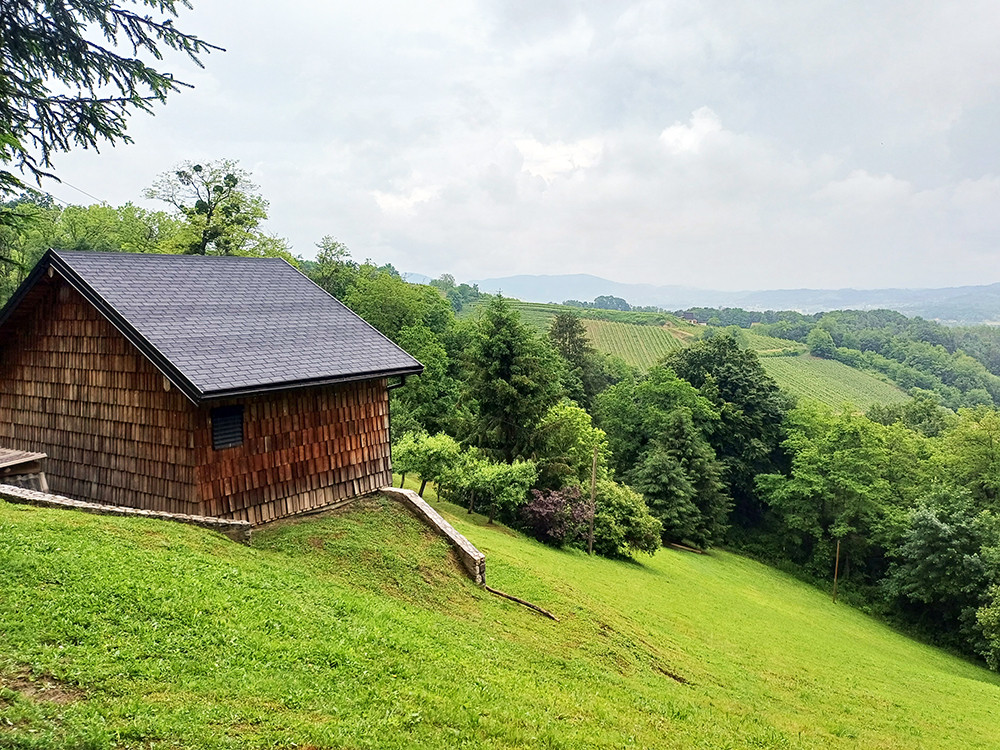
left=5, top=179, right=1000, bottom=673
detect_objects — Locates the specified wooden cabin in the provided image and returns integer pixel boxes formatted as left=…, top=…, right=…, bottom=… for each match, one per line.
left=0, top=250, right=423, bottom=524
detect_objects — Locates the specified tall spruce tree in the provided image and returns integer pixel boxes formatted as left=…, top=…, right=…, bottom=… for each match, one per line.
left=0, top=1, right=219, bottom=197
left=547, top=312, right=608, bottom=408
left=463, top=295, right=562, bottom=463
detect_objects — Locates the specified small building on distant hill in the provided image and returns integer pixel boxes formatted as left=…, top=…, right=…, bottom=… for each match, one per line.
left=0, top=250, right=423, bottom=524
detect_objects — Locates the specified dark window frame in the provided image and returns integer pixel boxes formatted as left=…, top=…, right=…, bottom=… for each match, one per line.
left=211, top=405, right=244, bottom=450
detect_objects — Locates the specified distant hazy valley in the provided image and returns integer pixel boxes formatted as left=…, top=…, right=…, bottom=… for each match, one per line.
left=408, top=273, right=1000, bottom=325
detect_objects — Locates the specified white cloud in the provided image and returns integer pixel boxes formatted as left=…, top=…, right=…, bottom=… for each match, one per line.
left=659, top=107, right=723, bottom=155
left=371, top=186, right=441, bottom=216
left=514, top=137, right=603, bottom=180
left=813, top=170, right=914, bottom=209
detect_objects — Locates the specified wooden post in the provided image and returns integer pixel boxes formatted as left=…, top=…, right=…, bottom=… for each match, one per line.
left=588, top=445, right=597, bottom=556
left=832, top=538, right=841, bottom=604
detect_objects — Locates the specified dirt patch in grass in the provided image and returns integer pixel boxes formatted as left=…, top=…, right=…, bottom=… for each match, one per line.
left=1, top=668, right=84, bottom=704
left=653, top=662, right=691, bottom=685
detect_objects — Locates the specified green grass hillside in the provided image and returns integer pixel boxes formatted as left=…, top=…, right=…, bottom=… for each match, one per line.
left=3, top=496, right=999, bottom=748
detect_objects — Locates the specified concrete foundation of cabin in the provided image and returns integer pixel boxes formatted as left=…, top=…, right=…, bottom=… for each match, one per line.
left=0, top=483, right=252, bottom=543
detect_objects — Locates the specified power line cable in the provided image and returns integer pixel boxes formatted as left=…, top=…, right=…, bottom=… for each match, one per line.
left=51, top=179, right=108, bottom=205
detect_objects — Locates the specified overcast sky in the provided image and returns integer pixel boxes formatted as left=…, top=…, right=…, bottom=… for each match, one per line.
left=41, top=0, right=1000, bottom=290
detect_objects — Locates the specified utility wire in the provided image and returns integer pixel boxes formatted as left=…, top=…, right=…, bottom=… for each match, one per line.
left=37, top=175, right=109, bottom=207
left=51, top=179, right=109, bottom=205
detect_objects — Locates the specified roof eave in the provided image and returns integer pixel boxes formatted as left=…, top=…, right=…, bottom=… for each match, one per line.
left=197, top=364, right=425, bottom=403
left=0, top=249, right=55, bottom=330
left=2, top=250, right=426, bottom=406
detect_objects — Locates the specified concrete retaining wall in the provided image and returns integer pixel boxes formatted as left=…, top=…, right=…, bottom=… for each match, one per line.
left=381, top=487, right=486, bottom=584
left=0, top=484, right=252, bottom=544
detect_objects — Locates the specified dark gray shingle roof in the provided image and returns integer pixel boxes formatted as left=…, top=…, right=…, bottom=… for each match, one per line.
left=5, top=251, right=423, bottom=402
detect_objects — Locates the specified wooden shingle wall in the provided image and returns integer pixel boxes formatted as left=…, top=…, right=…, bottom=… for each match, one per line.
left=194, top=380, right=392, bottom=523
left=0, top=278, right=200, bottom=512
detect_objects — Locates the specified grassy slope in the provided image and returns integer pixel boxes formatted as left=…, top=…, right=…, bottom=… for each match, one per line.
left=3, top=496, right=999, bottom=749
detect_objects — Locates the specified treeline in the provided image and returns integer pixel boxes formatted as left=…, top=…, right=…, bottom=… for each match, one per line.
left=575, top=308, right=675, bottom=326
left=680, top=307, right=812, bottom=329
left=1, top=160, right=298, bottom=306
left=565, top=295, right=663, bottom=314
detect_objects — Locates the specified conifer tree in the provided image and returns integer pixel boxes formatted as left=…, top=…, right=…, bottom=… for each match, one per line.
left=463, top=295, right=562, bottom=463
left=0, top=1, right=219, bottom=197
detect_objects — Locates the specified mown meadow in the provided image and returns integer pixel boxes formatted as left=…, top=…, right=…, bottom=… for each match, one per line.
left=2, top=495, right=999, bottom=749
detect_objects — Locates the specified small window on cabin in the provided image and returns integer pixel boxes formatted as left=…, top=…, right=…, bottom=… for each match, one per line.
left=211, top=405, right=244, bottom=450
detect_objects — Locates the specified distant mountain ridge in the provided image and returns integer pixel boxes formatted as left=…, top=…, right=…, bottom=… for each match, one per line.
left=466, top=273, right=1000, bottom=325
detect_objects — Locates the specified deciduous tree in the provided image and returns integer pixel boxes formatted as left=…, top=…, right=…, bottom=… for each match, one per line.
left=592, top=480, right=662, bottom=558
left=806, top=326, right=836, bottom=358
left=310, top=236, right=358, bottom=299
left=534, top=400, right=610, bottom=490
left=886, top=496, right=998, bottom=652
left=145, top=160, right=290, bottom=258
left=937, top=408, right=1000, bottom=511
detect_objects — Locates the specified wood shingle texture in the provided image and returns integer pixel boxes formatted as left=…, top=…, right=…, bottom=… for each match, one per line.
left=0, top=250, right=423, bottom=523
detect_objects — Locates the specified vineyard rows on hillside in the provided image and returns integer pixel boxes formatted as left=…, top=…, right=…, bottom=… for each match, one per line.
left=742, top=330, right=807, bottom=355
left=464, top=297, right=911, bottom=408
left=581, top=319, right=688, bottom=370
left=761, top=355, right=910, bottom=409
left=507, top=301, right=563, bottom=331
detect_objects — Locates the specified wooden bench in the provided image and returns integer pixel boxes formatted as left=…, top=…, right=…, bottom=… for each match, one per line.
left=0, top=449, right=49, bottom=492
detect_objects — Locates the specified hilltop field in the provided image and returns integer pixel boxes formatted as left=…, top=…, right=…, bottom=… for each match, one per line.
left=2, top=493, right=998, bottom=749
